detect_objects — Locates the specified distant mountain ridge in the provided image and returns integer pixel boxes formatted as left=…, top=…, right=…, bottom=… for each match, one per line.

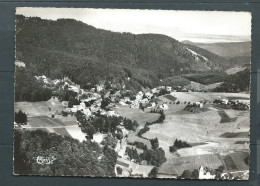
left=15, top=15, right=231, bottom=89
left=182, top=40, right=251, bottom=58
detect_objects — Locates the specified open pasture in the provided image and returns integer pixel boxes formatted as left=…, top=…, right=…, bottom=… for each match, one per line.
left=28, top=116, right=72, bottom=127
left=169, top=92, right=249, bottom=104
left=15, top=99, right=64, bottom=116
left=141, top=93, right=249, bottom=159
left=114, top=105, right=160, bottom=126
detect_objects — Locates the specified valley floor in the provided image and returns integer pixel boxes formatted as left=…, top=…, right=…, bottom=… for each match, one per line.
left=14, top=91, right=250, bottom=179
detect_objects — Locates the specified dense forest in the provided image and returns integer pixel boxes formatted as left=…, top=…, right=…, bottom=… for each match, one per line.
left=14, top=130, right=117, bottom=176
left=15, top=67, right=52, bottom=101
left=16, top=15, right=229, bottom=89
left=213, top=68, right=250, bottom=92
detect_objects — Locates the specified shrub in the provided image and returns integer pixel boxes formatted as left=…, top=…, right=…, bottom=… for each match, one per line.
left=116, top=166, right=123, bottom=175
left=14, top=110, right=27, bottom=124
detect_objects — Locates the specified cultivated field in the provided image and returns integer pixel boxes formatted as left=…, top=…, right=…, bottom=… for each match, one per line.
left=127, top=92, right=250, bottom=175
left=16, top=99, right=86, bottom=142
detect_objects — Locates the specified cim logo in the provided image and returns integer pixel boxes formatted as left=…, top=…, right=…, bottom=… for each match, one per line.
left=35, top=156, right=56, bottom=165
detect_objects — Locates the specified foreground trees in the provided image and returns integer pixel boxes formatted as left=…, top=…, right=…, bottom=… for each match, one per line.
left=13, top=130, right=117, bottom=176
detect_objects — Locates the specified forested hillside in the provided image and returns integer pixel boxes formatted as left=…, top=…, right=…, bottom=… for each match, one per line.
left=16, top=15, right=229, bottom=89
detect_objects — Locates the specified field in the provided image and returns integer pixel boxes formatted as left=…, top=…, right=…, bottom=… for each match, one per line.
left=15, top=98, right=64, bottom=117
left=217, top=110, right=237, bottom=123
left=16, top=100, right=86, bottom=142
left=15, top=92, right=250, bottom=177
left=222, top=152, right=249, bottom=172
left=119, top=92, right=250, bottom=176
left=158, top=154, right=224, bottom=175
left=163, top=95, right=177, bottom=102
left=114, top=105, right=160, bottom=126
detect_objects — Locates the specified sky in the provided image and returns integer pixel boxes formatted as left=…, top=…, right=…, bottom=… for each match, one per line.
left=16, top=8, right=251, bottom=43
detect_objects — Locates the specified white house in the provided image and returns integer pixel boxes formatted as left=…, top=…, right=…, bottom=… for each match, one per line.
left=160, top=103, right=169, bottom=110
left=136, top=91, right=144, bottom=100
left=166, top=86, right=172, bottom=92
left=222, top=99, right=229, bottom=105
left=83, top=108, right=92, bottom=117
left=145, top=92, right=153, bottom=99
left=151, top=88, right=158, bottom=93
left=71, top=105, right=78, bottom=113
left=92, top=133, right=107, bottom=144
left=199, top=166, right=216, bottom=179
left=96, top=85, right=104, bottom=92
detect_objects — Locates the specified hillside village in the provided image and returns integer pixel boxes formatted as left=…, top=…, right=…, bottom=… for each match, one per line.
left=15, top=72, right=250, bottom=179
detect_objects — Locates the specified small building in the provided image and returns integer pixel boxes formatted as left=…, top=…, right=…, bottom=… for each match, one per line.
left=96, top=85, right=104, bottom=92
left=92, top=133, right=107, bottom=144
left=151, top=88, right=158, bottom=93
left=199, top=166, right=216, bottom=179
left=83, top=108, right=92, bottom=117
left=136, top=91, right=144, bottom=100
left=69, top=85, right=80, bottom=93
left=160, top=103, right=169, bottom=110
left=145, top=92, right=153, bottom=99
left=222, top=99, right=229, bottom=105
left=166, top=86, right=172, bottom=92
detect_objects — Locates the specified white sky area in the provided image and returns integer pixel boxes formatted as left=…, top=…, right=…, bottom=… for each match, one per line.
left=16, top=8, right=251, bottom=43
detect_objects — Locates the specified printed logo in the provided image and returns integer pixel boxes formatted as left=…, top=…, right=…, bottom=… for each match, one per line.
left=35, top=156, right=56, bottom=165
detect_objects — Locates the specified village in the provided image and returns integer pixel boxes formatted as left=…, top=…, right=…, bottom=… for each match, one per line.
left=14, top=74, right=250, bottom=179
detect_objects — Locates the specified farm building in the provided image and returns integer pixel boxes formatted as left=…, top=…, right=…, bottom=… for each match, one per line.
left=199, top=166, right=216, bottom=179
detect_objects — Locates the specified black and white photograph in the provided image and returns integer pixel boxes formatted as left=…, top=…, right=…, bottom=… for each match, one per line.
left=14, top=8, right=251, bottom=179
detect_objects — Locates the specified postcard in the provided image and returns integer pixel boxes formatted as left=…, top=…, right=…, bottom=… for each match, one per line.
left=14, top=8, right=251, bottom=179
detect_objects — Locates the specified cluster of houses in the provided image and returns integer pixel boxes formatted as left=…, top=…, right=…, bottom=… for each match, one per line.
left=213, top=98, right=250, bottom=110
